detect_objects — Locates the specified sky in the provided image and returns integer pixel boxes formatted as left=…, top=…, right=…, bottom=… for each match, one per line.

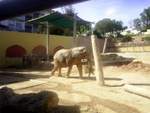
left=53, top=0, right=150, bottom=28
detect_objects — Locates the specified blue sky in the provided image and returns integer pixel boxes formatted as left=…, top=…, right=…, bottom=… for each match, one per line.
left=53, top=0, right=150, bottom=28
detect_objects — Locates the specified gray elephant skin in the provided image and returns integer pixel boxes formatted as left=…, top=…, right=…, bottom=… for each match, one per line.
left=51, top=46, right=94, bottom=78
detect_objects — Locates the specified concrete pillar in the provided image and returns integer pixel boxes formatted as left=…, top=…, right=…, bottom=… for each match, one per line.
left=91, top=35, right=105, bottom=86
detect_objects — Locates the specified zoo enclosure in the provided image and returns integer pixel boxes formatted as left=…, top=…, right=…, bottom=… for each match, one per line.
left=0, top=30, right=104, bottom=68
left=1, top=30, right=150, bottom=68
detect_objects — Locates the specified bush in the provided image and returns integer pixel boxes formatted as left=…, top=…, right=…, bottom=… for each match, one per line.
left=145, top=36, right=150, bottom=41
left=116, top=31, right=123, bottom=38
left=122, top=35, right=132, bottom=42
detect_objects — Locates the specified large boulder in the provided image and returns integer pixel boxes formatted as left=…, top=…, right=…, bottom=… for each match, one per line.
left=0, top=87, right=59, bottom=113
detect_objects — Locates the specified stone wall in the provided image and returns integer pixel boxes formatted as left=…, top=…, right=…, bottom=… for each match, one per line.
left=77, top=35, right=105, bottom=53
left=106, top=38, right=150, bottom=52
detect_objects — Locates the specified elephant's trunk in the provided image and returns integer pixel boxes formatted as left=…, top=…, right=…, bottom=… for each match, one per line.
left=86, top=52, right=94, bottom=77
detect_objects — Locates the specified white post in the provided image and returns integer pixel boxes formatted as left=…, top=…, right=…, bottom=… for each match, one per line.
left=102, top=38, right=108, bottom=54
left=73, top=14, right=77, bottom=47
left=91, top=35, right=105, bottom=86
left=46, top=21, right=49, bottom=61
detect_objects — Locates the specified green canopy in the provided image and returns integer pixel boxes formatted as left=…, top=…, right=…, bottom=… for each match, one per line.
left=27, top=11, right=92, bottom=28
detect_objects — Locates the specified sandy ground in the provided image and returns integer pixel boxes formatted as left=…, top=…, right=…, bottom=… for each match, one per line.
left=0, top=52, right=150, bottom=113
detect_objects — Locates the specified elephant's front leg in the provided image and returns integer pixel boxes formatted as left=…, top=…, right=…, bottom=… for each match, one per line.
left=66, top=65, right=73, bottom=78
left=76, top=63, right=82, bottom=79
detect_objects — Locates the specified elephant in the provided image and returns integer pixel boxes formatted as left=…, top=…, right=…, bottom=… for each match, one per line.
left=22, top=54, right=39, bottom=69
left=51, top=46, right=94, bottom=78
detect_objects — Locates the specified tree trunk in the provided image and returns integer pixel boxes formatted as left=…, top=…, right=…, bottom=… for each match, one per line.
left=91, top=35, right=105, bottom=86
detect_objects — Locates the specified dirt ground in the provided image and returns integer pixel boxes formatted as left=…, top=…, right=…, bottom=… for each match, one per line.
left=0, top=52, right=150, bottom=113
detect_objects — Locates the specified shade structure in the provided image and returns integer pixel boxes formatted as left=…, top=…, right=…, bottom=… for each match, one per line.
left=27, top=11, right=92, bottom=28
left=27, top=11, right=92, bottom=61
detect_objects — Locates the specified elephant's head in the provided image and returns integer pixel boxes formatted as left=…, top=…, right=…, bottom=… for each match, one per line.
left=70, top=46, right=94, bottom=76
left=71, top=46, right=87, bottom=58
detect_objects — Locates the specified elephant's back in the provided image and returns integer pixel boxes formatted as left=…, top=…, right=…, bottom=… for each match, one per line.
left=54, top=49, right=69, bottom=57
left=53, top=49, right=69, bottom=61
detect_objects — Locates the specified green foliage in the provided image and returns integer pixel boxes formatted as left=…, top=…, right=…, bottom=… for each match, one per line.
left=50, top=27, right=64, bottom=35
left=94, top=18, right=123, bottom=38
left=142, top=25, right=150, bottom=30
left=37, top=25, right=47, bottom=34
left=93, top=29, right=103, bottom=39
left=115, top=31, right=123, bottom=38
left=123, top=26, right=128, bottom=30
left=144, top=36, right=150, bottom=41
left=133, top=18, right=141, bottom=29
left=107, top=33, right=114, bottom=38
left=37, top=25, right=64, bottom=35
left=77, top=24, right=92, bottom=36
left=122, top=35, right=132, bottom=42
left=140, top=6, right=150, bottom=28
left=63, top=28, right=73, bottom=36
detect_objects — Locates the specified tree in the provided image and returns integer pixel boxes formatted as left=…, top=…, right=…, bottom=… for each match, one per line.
left=133, top=18, right=141, bottom=30
left=94, top=18, right=123, bottom=38
left=61, top=5, right=75, bottom=14
left=37, top=25, right=64, bottom=35
left=61, top=5, right=92, bottom=36
left=140, top=6, right=150, bottom=29
left=60, top=5, right=75, bottom=36
left=77, top=24, right=92, bottom=36
left=37, top=25, right=46, bottom=34
left=123, top=26, right=128, bottom=30
left=128, top=19, right=133, bottom=28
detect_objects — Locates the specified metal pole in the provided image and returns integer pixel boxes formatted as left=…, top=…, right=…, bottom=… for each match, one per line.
left=46, top=21, right=49, bottom=61
left=73, top=13, right=77, bottom=47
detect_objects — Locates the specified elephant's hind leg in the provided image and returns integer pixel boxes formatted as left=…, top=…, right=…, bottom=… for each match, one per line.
left=66, top=65, right=73, bottom=78
left=58, top=67, right=63, bottom=77
left=51, top=66, right=58, bottom=76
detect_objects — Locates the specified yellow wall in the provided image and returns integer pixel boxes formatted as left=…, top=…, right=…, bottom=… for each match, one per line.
left=0, top=30, right=72, bottom=68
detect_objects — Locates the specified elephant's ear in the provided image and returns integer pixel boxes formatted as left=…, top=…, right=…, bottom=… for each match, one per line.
left=70, top=49, right=76, bottom=58
left=65, top=50, right=74, bottom=65
left=67, top=49, right=77, bottom=58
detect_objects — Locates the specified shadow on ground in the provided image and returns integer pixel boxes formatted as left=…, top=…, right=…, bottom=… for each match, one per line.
left=0, top=69, right=50, bottom=85
left=1, top=105, right=81, bottom=113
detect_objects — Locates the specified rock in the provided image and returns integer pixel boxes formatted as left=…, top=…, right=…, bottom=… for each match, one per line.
left=0, top=87, right=59, bottom=113
left=100, top=54, right=123, bottom=61
left=0, top=87, right=19, bottom=108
